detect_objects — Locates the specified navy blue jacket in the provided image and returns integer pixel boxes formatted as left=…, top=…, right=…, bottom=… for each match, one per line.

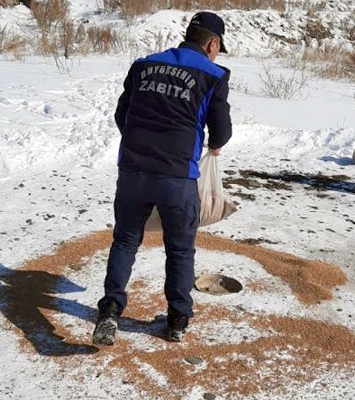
left=115, top=42, right=232, bottom=179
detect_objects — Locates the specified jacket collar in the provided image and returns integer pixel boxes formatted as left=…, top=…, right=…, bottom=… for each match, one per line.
left=178, top=41, right=208, bottom=57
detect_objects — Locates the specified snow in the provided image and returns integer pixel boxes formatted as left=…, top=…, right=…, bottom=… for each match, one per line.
left=1, top=1, right=355, bottom=399
left=226, top=59, right=355, bottom=130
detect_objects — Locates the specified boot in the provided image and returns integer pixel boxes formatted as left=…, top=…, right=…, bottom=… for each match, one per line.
left=92, top=301, right=120, bottom=346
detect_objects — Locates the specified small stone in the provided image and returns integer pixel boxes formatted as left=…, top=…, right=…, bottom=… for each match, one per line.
left=203, top=394, right=216, bottom=400
left=18, top=183, right=25, bottom=188
left=69, top=264, right=82, bottom=271
left=79, top=209, right=87, bottom=214
left=185, top=356, right=203, bottom=365
left=106, top=223, right=113, bottom=228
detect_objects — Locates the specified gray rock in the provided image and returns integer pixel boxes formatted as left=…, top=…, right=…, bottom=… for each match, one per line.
left=203, top=393, right=216, bottom=400
left=185, top=356, right=203, bottom=365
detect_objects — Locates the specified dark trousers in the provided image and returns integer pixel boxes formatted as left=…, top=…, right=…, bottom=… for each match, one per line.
left=98, top=169, right=200, bottom=318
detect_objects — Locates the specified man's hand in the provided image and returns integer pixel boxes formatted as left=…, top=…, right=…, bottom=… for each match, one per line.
left=209, top=147, right=222, bottom=156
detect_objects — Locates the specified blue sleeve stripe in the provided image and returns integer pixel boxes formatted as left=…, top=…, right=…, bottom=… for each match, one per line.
left=188, top=128, right=203, bottom=178
left=188, top=86, right=215, bottom=178
left=137, top=48, right=225, bottom=79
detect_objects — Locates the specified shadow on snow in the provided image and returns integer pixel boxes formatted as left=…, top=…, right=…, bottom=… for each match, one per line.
left=0, top=263, right=98, bottom=357
left=0, top=263, right=172, bottom=356
left=320, top=156, right=354, bottom=167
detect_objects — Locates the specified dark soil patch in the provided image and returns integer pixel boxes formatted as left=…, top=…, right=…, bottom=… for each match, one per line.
left=223, top=174, right=292, bottom=191
left=229, top=191, right=256, bottom=201
left=239, top=170, right=355, bottom=194
left=235, top=237, right=279, bottom=245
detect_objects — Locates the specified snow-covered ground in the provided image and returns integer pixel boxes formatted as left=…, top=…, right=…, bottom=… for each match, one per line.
left=1, top=1, right=355, bottom=399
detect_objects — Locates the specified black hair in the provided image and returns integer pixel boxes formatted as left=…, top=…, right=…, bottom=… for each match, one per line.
left=185, top=25, right=219, bottom=48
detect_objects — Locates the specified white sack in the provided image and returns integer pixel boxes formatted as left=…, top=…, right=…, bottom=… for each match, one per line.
left=145, top=151, right=237, bottom=231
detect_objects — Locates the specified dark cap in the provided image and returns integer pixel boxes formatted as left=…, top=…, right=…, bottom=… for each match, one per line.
left=188, top=12, right=227, bottom=53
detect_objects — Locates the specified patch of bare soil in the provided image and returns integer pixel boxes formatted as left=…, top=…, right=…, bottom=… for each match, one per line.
left=234, top=237, right=279, bottom=245
left=2, top=230, right=352, bottom=399
left=229, top=190, right=256, bottom=201
left=223, top=171, right=293, bottom=191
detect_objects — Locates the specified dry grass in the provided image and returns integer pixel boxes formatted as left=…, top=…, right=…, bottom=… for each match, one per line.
left=229, top=77, right=250, bottom=94
left=96, top=0, right=341, bottom=15
left=31, top=6, right=122, bottom=58
left=31, top=0, right=70, bottom=34
left=348, top=24, right=355, bottom=42
left=304, top=1, right=327, bottom=15
left=28, top=0, right=126, bottom=57
left=98, top=0, right=287, bottom=19
left=302, top=45, right=355, bottom=82
left=60, top=19, right=75, bottom=58
left=231, top=0, right=285, bottom=11
left=86, top=25, right=121, bottom=53
left=30, top=0, right=72, bottom=56
left=346, top=50, right=355, bottom=67
left=286, top=1, right=327, bottom=12
left=304, top=18, right=332, bottom=45
left=302, top=43, right=344, bottom=63
left=0, top=26, right=27, bottom=58
left=96, top=0, right=120, bottom=13
left=259, top=63, right=308, bottom=100
left=270, top=12, right=355, bottom=83
left=175, top=0, right=286, bottom=11
left=0, top=0, right=19, bottom=7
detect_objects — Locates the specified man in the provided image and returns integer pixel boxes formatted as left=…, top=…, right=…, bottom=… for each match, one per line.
left=93, top=11, right=232, bottom=345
